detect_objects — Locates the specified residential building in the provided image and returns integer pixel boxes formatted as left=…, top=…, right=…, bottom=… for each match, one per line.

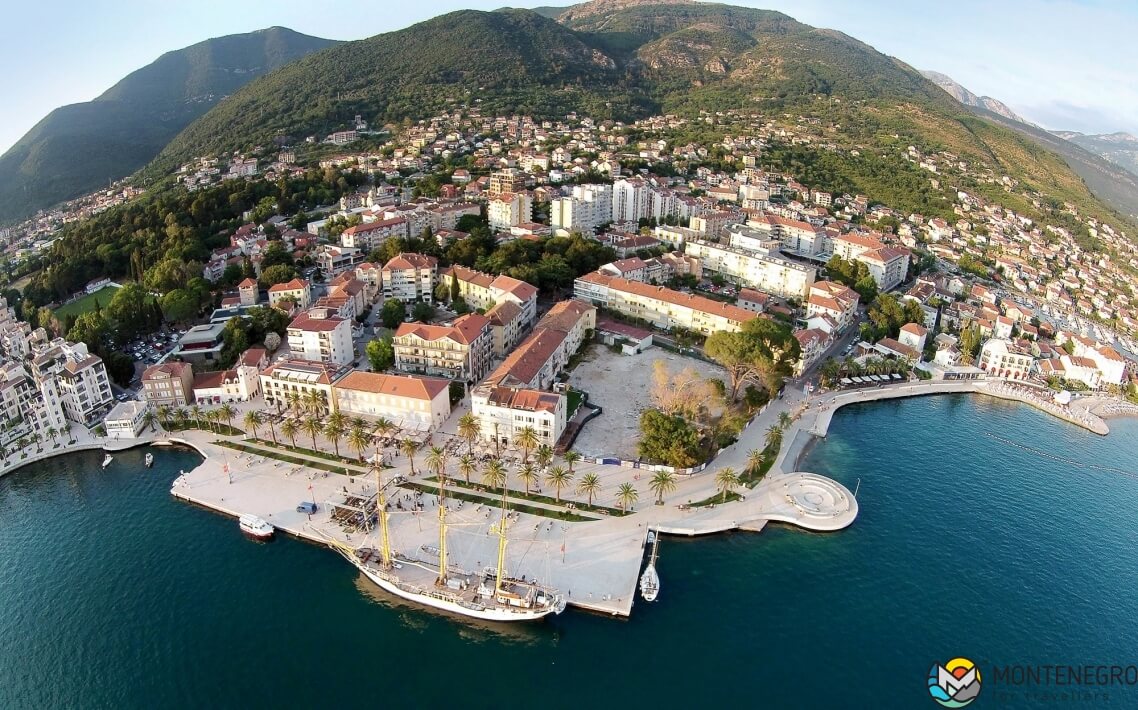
left=259, top=359, right=348, bottom=415
left=141, top=361, right=194, bottom=406
left=332, top=371, right=452, bottom=429
left=737, top=288, right=770, bottom=313
left=381, top=253, right=438, bottom=303
left=483, top=300, right=596, bottom=390
left=341, top=217, right=409, bottom=252
left=286, top=308, right=355, bottom=365
left=807, top=281, right=859, bottom=330
left=793, top=328, right=832, bottom=376
left=471, top=386, right=566, bottom=452
left=441, top=265, right=539, bottom=329
left=30, top=340, right=113, bottom=426
left=488, top=192, right=533, bottom=232
left=898, top=323, right=929, bottom=352
left=685, top=239, right=816, bottom=299
left=191, top=362, right=261, bottom=404
left=174, top=322, right=228, bottom=364
left=978, top=338, right=1034, bottom=380
left=486, top=300, right=526, bottom=358
left=488, top=167, right=526, bottom=196
left=574, top=271, right=759, bottom=335
left=268, top=278, right=312, bottom=310
left=550, top=183, right=612, bottom=236
left=315, top=245, right=364, bottom=276
left=0, top=361, right=66, bottom=447
left=833, top=233, right=910, bottom=291
left=393, top=313, right=492, bottom=383
left=238, top=278, right=258, bottom=306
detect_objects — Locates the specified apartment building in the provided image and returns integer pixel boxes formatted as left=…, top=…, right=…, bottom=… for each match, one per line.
left=259, top=359, right=348, bottom=416
left=440, top=265, right=539, bottom=329
left=978, top=338, right=1035, bottom=380
left=286, top=308, right=354, bottom=365
left=340, top=217, right=410, bottom=252
left=488, top=192, right=534, bottom=232
left=268, top=278, right=312, bottom=310
left=392, top=313, right=492, bottom=383
left=832, top=233, right=911, bottom=291
left=141, top=361, right=195, bottom=406
left=30, top=339, right=114, bottom=426
left=806, top=281, right=860, bottom=330
left=685, top=239, right=816, bottom=299
left=381, top=253, right=438, bottom=303
left=472, top=386, right=566, bottom=452
left=574, top=272, right=759, bottom=335
left=550, top=183, right=612, bottom=236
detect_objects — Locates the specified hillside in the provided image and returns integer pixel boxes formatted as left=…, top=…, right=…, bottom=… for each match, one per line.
left=0, top=27, right=336, bottom=223
left=919, top=70, right=1032, bottom=125
left=1054, top=131, right=1138, bottom=180
left=145, top=2, right=1135, bottom=235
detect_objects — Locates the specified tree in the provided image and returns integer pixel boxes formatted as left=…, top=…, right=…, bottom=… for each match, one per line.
left=563, top=450, right=581, bottom=475
left=218, top=403, right=237, bottom=433
left=457, top=453, right=477, bottom=485
left=400, top=438, right=419, bottom=475
left=260, top=264, right=298, bottom=288
left=261, top=241, right=294, bottom=269
left=324, top=411, right=347, bottom=457
left=577, top=473, right=602, bottom=506
left=715, top=467, right=740, bottom=503
left=648, top=470, right=677, bottom=505
left=222, top=263, right=244, bottom=286
left=425, top=445, right=448, bottom=480
left=638, top=410, right=703, bottom=468
left=778, top=411, right=792, bottom=430
left=517, top=462, right=538, bottom=496
left=617, top=483, right=639, bottom=513
left=281, top=418, right=299, bottom=448
left=348, top=423, right=371, bottom=462
left=514, top=426, right=539, bottom=463
left=457, top=413, right=480, bottom=456
left=545, top=465, right=573, bottom=503
left=764, top=424, right=783, bottom=452
left=482, top=459, right=507, bottom=490
left=264, top=331, right=282, bottom=352
left=747, top=448, right=765, bottom=476
left=107, top=283, right=150, bottom=338
left=244, top=410, right=262, bottom=440
left=705, top=318, right=800, bottom=401
left=190, top=404, right=203, bottom=430
left=160, top=289, right=198, bottom=323
left=366, top=337, right=394, bottom=371
left=411, top=301, right=435, bottom=323
left=380, top=299, right=405, bottom=329
left=67, top=311, right=109, bottom=350
left=535, top=444, right=554, bottom=470
left=303, top=417, right=323, bottom=450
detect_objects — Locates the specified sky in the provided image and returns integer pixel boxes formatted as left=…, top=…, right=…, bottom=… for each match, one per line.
left=0, top=0, right=1135, bottom=154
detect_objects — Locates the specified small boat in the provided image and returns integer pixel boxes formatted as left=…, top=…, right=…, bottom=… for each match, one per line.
left=239, top=514, right=274, bottom=540
left=144, top=453, right=154, bottom=468
left=640, top=530, right=660, bottom=602
left=101, top=454, right=113, bottom=469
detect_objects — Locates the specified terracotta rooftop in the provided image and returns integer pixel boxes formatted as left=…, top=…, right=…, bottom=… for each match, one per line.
left=576, top=272, right=759, bottom=324
left=334, top=371, right=448, bottom=400
left=288, top=310, right=347, bottom=332
left=383, top=252, right=438, bottom=271
left=485, top=386, right=561, bottom=414
left=269, top=278, right=309, bottom=293
left=394, top=313, right=490, bottom=345
left=143, top=361, right=192, bottom=380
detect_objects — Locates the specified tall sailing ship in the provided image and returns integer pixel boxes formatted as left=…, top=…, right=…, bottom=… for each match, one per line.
left=329, top=465, right=566, bottom=622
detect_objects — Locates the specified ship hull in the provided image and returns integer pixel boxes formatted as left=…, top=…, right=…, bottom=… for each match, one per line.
left=356, top=564, right=561, bottom=622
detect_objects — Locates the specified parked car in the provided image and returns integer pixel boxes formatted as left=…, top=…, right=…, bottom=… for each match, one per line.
left=296, top=501, right=318, bottom=514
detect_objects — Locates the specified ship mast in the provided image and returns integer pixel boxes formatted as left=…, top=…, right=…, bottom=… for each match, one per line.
left=373, top=455, right=391, bottom=568
left=436, top=463, right=447, bottom=585
left=493, top=483, right=509, bottom=595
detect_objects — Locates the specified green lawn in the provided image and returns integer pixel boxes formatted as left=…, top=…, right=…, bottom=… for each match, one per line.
left=53, top=285, right=120, bottom=320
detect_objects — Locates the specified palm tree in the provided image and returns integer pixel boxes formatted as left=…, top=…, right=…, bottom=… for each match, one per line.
left=46, top=427, right=57, bottom=447
left=244, top=410, right=263, bottom=440
left=372, top=417, right=396, bottom=441
left=482, top=459, right=508, bottom=491
left=563, top=450, right=581, bottom=475
left=303, top=390, right=325, bottom=417
left=517, top=462, right=538, bottom=496
left=746, top=448, right=765, bottom=476
left=264, top=413, right=279, bottom=444
left=576, top=473, right=602, bottom=507
left=545, top=465, right=573, bottom=503
left=425, top=445, right=448, bottom=481
left=142, top=410, right=155, bottom=433
left=514, top=426, right=539, bottom=463
left=648, top=470, right=677, bottom=505
left=457, top=413, right=480, bottom=456
left=204, top=409, right=219, bottom=433
left=715, top=467, right=740, bottom=503
left=286, top=391, right=302, bottom=419
left=457, top=453, right=477, bottom=485
left=190, top=404, right=203, bottom=430
left=765, top=424, right=783, bottom=452
left=303, top=417, right=323, bottom=450
left=218, top=403, right=237, bottom=433
left=535, top=444, right=554, bottom=470
left=0, top=443, right=7, bottom=463
left=31, top=433, right=41, bottom=452
left=348, top=424, right=370, bottom=463
left=777, top=411, right=792, bottom=430
left=324, top=411, right=347, bottom=457
left=280, top=418, right=299, bottom=448
left=400, top=438, right=419, bottom=476
left=156, top=404, right=171, bottom=427
left=174, top=407, right=188, bottom=430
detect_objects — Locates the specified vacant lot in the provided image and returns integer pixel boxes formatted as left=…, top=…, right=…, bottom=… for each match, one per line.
left=569, top=346, right=727, bottom=460
left=54, top=285, right=120, bottom=320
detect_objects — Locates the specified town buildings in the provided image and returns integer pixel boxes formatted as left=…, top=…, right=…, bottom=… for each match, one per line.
left=268, top=278, right=312, bottom=310
left=141, top=361, right=195, bottom=406
left=286, top=308, right=354, bottom=365
left=332, top=371, right=451, bottom=429
left=574, top=271, right=759, bottom=335
left=685, top=239, right=816, bottom=299
left=381, top=253, right=438, bottom=303
left=392, top=313, right=492, bottom=383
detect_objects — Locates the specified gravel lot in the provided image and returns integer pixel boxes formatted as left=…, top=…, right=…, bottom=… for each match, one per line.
left=569, top=346, right=727, bottom=460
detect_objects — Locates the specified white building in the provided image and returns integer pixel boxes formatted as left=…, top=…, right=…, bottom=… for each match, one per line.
left=286, top=308, right=355, bottom=365
left=104, top=400, right=150, bottom=439
left=268, top=278, right=312, bottom=310
left=472, top=386, right=567, bottom=452
left=332, top=371, right=452, bottom=429
left=341, top=217, right=410, bottom=252
left=381, top=253, right=438, bottom=303
left=488, top=192, right=534, bottom=232
left=978, top=338, right=1034, bottom=380
left=685, top=239, right=816, bottom=299
left=550, top=183, right=612, bottom=236
left=30, top=339, right=114, bottom=426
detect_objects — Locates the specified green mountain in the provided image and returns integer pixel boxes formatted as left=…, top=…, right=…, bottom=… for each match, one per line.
left=145, top=1, right=1134, bottom=234
left=0, top=26, right=336, bottom=223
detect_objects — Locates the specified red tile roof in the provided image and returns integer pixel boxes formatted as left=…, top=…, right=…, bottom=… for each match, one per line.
left=335, top=371, right=448, bottom=400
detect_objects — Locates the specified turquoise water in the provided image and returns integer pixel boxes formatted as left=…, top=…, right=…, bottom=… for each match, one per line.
left=2, top=395, right=1138, bottom=708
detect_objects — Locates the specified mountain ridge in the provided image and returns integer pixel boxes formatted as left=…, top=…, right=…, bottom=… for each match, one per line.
left=919, top=70, right=1032, bottom=125
left=0, top=26, right=337, bottom=223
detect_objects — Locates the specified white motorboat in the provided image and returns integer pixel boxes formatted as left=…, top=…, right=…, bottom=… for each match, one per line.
left=640, top=530, right=661, bottom=602
left=144, top=453, right=154, bottom=468
left=101, top=454, right=113, bottom=469
left=239, top=514, right=275, bottom=540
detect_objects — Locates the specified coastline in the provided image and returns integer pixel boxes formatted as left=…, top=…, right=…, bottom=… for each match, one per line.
left=0, top=431, right=159, bottom=481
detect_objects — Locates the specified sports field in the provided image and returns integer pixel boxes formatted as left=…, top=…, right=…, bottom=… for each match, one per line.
left=53, top=285, right=120, bottom=320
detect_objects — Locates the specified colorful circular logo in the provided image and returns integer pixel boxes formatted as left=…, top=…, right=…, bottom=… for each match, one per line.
left=928, top=657, right=982, bottom=707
